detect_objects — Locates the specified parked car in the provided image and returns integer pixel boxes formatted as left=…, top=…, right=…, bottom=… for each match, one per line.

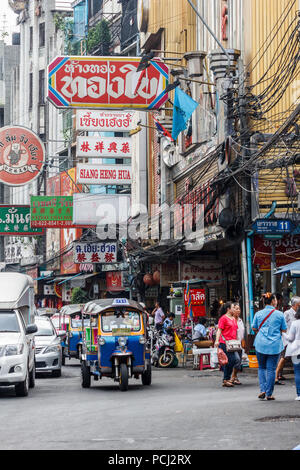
left=0, top=273, right=37, bottom=397
left=34, top=316, right=65, bottom=378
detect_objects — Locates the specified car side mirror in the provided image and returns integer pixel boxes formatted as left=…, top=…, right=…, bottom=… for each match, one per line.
left=26, top=324, right=38, bottom=335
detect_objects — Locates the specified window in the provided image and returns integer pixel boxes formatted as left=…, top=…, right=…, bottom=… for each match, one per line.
left=29, top=26, right=33, bottom=52
left=39, top=22, right=45, bottom=48
left=35, top=318, right=55, bottom=337
left=39, top=69, right=45, bottom=104
left=0, top=312, right=20, bottom=333
left=29, top=73, right=33, bottom=110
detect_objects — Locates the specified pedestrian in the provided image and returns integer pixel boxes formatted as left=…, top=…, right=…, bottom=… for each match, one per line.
left=275, top=296, right=300, bottom=384
left=214, top=302, right=241, bottom=388
left=252, top=293, right=287, bottom=401
left=230, top=302, right=245, bottom=385
left=151, top=301, right=165, bottom=331
left=283, top=308, right=300, bottom=401
left=163, top=312, right=175, bottom=333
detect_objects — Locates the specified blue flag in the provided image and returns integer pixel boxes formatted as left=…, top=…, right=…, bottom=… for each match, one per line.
left=172, top=87, right=199, bottom=141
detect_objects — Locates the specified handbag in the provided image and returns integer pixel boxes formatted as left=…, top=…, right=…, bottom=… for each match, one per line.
left=217, top=347, right=228, bottom=366
left=221, top=334, right=242, bottom=352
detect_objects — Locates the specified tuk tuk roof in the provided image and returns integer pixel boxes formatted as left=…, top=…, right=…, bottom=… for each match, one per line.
left=83, top=298, right=145, bottom=315
left=60, top=304, right=85, bottom=316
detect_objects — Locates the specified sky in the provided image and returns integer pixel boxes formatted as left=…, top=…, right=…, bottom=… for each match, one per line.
left=0, top=0, right=19, bottom=44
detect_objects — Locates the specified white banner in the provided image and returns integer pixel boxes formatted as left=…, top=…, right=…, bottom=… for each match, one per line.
left=74, top=242, right=117, bottom=264
left=77, top=136, right=132, bottom=158
left=77, top=164, right=132, bottom=185
left=73, top=193, right=131, bottom=226
left=76, top=110, right=134, bottom=132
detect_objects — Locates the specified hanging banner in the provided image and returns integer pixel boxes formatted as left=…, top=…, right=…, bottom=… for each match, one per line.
left=77, top=136, right=132, bottom=158
left=106, top=272, right=123, bottom=292
left=0, top=126, right=45, bottom=186
left=30, top=196, right=74, bottom=228
left=184, top=289, right=206, bottom=317
left=76, top=110, right=134, bottom=132
left=77, top=164, right=132, bottom=185
left=0, top=205, right=43, bottom=235
left=74, top=242, right=117, bottom=264
left=48, top=56, right=169, bottom=110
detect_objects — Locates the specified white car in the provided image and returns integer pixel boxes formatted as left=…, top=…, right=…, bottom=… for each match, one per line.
left=0, top=310, right=37, bottom=397
left=34, top=316, right=65, bottom=377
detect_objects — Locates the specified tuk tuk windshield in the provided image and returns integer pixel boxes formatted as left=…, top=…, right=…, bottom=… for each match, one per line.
left=71, top=318, right=89, bottom=329
left=101, top=310, right=141, bottom=334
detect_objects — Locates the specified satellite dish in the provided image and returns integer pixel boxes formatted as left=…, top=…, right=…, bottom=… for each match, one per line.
left=162, top=137, right=180, bottom=168
left=218, top=208, right=234, bottom=228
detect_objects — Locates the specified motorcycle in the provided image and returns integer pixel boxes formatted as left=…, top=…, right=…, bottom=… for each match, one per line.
left=150, top=327, right=176, bottom=368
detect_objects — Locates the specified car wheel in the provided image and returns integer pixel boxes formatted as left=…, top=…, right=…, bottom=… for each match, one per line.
left=29, top=364, right=35, bottom=388
left=15, top=370, right=29, bottom=397
left=52, top=369, right=61, bottom=378
left=81, top=362, right=91, bottom=388
left=61, top=349, right=65, bottom=366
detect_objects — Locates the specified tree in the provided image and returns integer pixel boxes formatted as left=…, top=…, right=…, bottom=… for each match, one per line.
left=87, top=19, right=111, bottom=55
left=71, top=287, right=89, bottom=304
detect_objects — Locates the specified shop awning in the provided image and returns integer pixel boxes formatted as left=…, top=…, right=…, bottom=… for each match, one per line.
left=275, top=261, right=300, bottom=276
left=57, top=272, right=98, bottom=285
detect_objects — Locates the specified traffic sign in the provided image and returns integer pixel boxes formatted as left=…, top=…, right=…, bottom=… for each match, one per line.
left=252, top=219, right=295, bottom=235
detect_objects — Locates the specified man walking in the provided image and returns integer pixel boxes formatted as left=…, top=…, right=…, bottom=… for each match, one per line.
left=152, top=301, right=165, bottom=331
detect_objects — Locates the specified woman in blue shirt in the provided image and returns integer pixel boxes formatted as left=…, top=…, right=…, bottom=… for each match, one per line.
left=252, top=293, right=287, bottom=401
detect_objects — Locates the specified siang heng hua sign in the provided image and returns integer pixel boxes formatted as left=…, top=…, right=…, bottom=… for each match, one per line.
left=48, top=56, right=169, bottom=110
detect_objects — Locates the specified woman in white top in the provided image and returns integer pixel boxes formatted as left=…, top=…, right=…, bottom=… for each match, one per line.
left=283, top=309, right=300, bottom=400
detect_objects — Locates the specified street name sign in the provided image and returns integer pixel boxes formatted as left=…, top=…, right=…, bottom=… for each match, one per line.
left=252, top=219, right=295, bottom=235
left=48, top=56, right=169, bottom=110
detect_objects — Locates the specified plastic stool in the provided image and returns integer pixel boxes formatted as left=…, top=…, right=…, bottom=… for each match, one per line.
left=199, top=352, right=211, bottom=370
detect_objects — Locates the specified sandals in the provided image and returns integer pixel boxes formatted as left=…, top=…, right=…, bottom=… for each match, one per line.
left=266, top=396, right=275, bottom=400
left=278, top=375, right=287, bottom=381
left=223, top=380, right=234, bottom=387
left=231, top=378, right=242, bottom=385
left=275, top=380, right=285, bottom=385
left=258, top=392, right=266, bottom=399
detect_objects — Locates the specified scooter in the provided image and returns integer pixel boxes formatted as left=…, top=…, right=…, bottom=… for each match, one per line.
left=152, top=329, right=176, bottom=368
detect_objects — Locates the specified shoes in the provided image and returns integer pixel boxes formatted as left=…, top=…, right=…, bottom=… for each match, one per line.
left=266, top=396, right=275, bottom=400
left=223, top=380, right=234, bottom=387
left=232, top=379, right=242, bottom=385
left=258, top=392, right=266, bottom=399
left=275, top=380, right=285, bottom=385
left=278, top=375, right=287, bottom=380
left=295, top=396, right=300, bottom=401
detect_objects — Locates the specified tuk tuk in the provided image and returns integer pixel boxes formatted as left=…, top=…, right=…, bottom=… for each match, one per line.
left=59, top=304, right=86, bottom=363
left=81, top=298, right=151, bottom=392
left=51, top=309, right=70, bottom=365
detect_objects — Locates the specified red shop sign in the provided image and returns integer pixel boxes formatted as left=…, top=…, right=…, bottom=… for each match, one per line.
left=0, top=126, right=45, bottom=186
left=48, top=56, right=169, bottom=110
left=184, top=289, right=206, bottom=317
left=106, top=272, right=123, bottom=292
left=254, top=235, right=300, bottom=271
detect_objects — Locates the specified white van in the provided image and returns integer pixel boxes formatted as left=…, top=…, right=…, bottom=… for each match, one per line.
left=0, top=273, right=37, bottom=397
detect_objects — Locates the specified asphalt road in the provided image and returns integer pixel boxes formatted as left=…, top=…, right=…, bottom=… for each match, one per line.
left=0, top=361, right=299, bottom=450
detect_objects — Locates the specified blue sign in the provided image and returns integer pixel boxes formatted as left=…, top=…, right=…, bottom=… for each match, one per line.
left=252, top=219, right=295, bottom=235
left=112, top=299, right=129, bottom=306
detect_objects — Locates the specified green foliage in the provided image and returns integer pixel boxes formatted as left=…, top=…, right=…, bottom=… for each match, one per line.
left=87, top=19, right=111, bottom=55
left=71, top=287, right=89, bottom=304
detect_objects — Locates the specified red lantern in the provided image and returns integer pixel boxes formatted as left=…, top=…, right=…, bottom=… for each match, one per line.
left=152, top=270, right=160, bottom=285
left=143, top=273, right=154, bottom=286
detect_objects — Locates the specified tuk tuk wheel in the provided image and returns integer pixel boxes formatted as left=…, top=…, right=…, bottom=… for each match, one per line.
left=81, top=362, right=91, bottom=388
left=119, top=363, right=128, bottom=392
left=142, top=364, right=152, bottom=386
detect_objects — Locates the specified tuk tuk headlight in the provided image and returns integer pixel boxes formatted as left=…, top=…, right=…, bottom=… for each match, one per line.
left=118, top=337, right=127, bottom=347
left=99, top=337, right=106, bottom=346
left=139, top=337, right=146, bottom=344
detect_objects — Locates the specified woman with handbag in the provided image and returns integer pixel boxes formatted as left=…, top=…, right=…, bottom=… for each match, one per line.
left=215, top=302, right=242, bottom=388
left=252, top=293, right=287, bottom=401
left=230, top=303, right=246, bottom=385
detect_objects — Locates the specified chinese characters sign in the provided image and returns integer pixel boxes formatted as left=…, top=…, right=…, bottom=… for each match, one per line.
left=30, top=196, right=74, bottom=228
left=77, top=164, right=132, bottom=185
left=0, top=126, right=45, bottom=186
left=76, top=110, right=134, bottom=132
left=77, top=137, right=132, bottom=158
left=0, top=205, right=43, bottom=235
left=48, top=56, right=169, bottom=110
left=74, top=242, right=117, bottom=264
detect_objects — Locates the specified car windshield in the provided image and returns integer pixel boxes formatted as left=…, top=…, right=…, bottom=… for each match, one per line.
left=0, top=312, right=20, bottom=333
left=101, top=310, right=141, bottom=333
left=35, top=319, right=55, bottom=336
